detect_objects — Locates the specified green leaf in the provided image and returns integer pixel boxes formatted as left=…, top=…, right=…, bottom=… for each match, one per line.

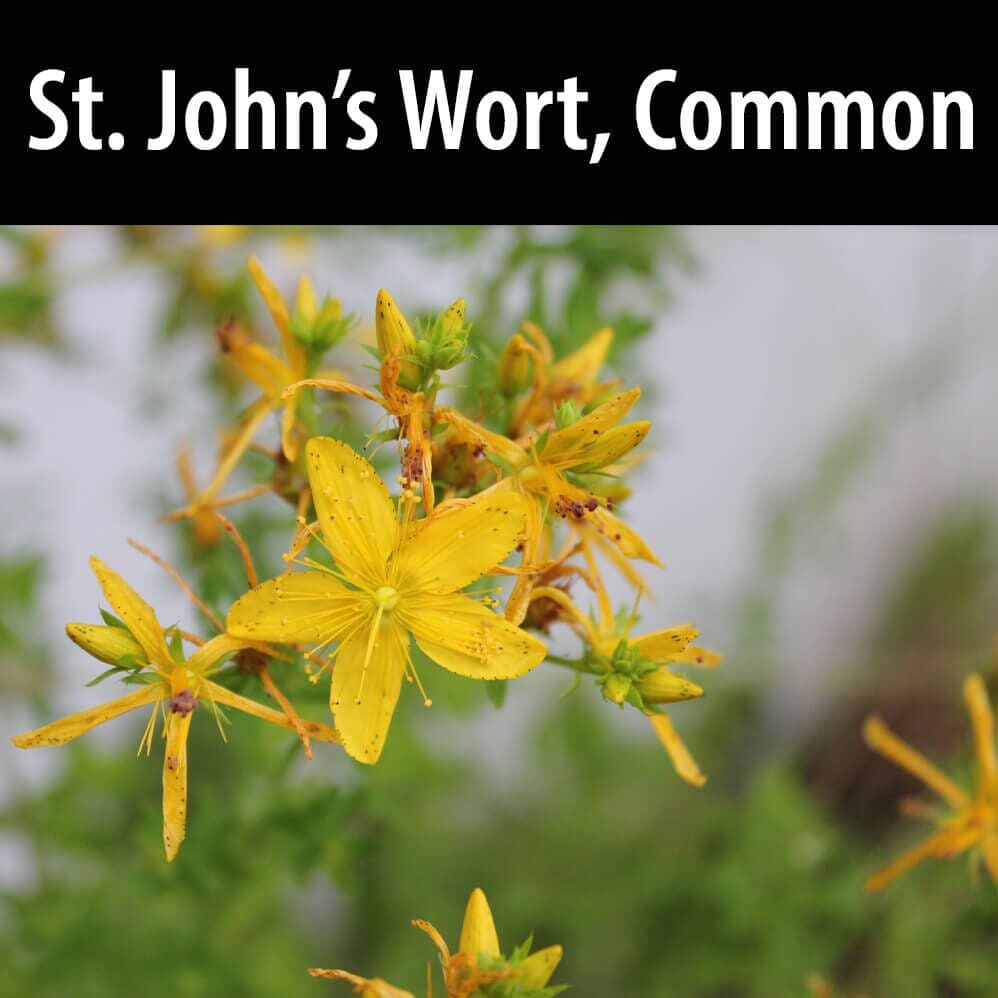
left=486, top=679, right=508, bottom=709
left=168, top=628, right=185, bottom=663
left=100, top=608, right=129, bottom=630
left=84, top=667, right=125, bottom=688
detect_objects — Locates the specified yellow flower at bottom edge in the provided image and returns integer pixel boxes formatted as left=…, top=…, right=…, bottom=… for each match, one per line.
left=310, top=887, right=563, bottom=998
left=11, top=557, right=341, bottom=861
left=414, top=887, right=563, bottom=997
left=308, top=969, right=415, bottom=998
left=227, top=437, right=547, bottom=764
left=863, top=672, right=998, bottom=891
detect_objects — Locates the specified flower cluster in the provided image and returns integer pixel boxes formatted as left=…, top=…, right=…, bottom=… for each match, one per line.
left=12, top=257, right=718, bottom=867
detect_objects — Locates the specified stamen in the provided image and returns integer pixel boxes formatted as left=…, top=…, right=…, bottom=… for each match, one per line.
left=136, top=701, right=160, bottom=757
left=403, top=640, right=433, bottom=707
left=355, top=603, right=385, bottom=704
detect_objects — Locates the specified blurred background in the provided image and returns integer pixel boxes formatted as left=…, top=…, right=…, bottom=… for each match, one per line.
left=1, top=225, right=997, bottom=997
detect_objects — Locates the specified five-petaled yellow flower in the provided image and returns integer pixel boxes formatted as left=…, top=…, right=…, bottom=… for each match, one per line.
left=310, top=886, right=563, bottom=998
left=863, top=672, right=998, bottom=891
left=11, top=557, right=341, bottom=861
left=227, top=437, right=547, bottom=764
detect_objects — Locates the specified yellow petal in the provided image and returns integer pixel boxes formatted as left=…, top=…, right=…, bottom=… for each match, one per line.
left=280, top=386, right=300, bottom=462
left=649, top=712, right=707, bottom=787
left=440, top=297, right=466, bottom=333
left=503, top=489, right=546, bottom=626
left=981, top=831, right=998, bottom=885
left=411, top=917, right=451, bottom=964
left=403, top=592, right=546, bottom=680
left=671, top=645, right=723, bottom=668
left=434, top=406, right=528, bottom=468
left=588, top=506, right=663, bottom=566
left=307, top=969, right=415, bottom=998
left=570, top=420, right=650, bottom=470
left=89, top=557, right=173, bottom=670
left=963, top=674, right=997, bottom=797
left=163, top=709, right=193, bottom=861
left=66, top=622, right=145, bottom=666
left=330, top=621, right=405, bottom=764
left=222, top=334, right=291, bottom=400
left=518, top=945, right=563, bottom=988
left=459, top=887, right=501, bottom=961
left=307, top=438, right=397, bottom=588
left=11, top=684, right=162, bottom=748
left=201, top=679, right=342, bottom=744
left=227, top=571, right=366, bottom=645
left=248, top=255, right=306, bottom=375
left=397, top=492, right=529, bottom=594
left=631, top=624, right=699, bottom=661
left=551, top=326, right=613, bottom=384
left=541, top=387, right=641, bottom=463
left=863, top=716, right=969, bottom=810
left=185, top=632, right=253, bottom=675
left=295, top=275, right=318, bottom=324
left=864, top=824, right=966, bottom=892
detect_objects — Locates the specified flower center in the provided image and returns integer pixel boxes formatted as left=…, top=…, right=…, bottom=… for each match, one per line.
left=374, top=586, right=400, bottom=612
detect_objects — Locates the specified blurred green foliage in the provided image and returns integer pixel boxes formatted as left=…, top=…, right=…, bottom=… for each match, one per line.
left=2, top=226, right=997, bottom=998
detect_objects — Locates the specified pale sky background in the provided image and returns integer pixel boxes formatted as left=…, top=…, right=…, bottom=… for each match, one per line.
left=3, top=225, right=998, bottom=836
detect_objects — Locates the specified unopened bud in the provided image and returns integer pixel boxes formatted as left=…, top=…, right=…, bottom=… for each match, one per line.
left=66, top=623, right=144, bottom=666
left=635, top=668, right=704, bottom=704
left=601, top=672, right=633, bottom=705
left=440, top=298, right=466, bottom=335
left=423, top=298, right=470, bottom=371
left=290, top=277, right=349, bottom=353
left=497, top=333, right=533, bottom=397
left=376, top=289, right=421, bottom=387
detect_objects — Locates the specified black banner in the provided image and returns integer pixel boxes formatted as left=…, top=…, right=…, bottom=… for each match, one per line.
left=1, top=44, right=992, bottom=218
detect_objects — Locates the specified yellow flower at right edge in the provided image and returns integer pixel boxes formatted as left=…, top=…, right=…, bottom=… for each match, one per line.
left=310, top=887, right=563, bottom=998
left=227, top=438, right=547, bottom=764
left=863, top=672, right=998, bottom=891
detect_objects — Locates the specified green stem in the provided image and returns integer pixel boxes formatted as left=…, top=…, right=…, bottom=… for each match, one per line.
left=545, top=653, right=600, bottom=675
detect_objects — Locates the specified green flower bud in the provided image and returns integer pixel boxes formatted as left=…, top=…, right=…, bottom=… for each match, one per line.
left=286, top=276, right=353, bottom=355
left=554, top=399, right=580, bottom=429
left=424, top=298, right=470, bottom=371
left=601, top=672, right=632, bottom=705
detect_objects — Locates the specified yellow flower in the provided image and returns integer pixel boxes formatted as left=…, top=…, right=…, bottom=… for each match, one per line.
left=438, top=387, right=660, bottom=625
left=863, top=673, right=998, bottom=891
left=528, top=568, right=719, bottom=787
left=227, top=438, right=547, bottom=763
left=413, top=887, right=563, bottom=997
left=312, top=887, right=563, bottom=998
left=171, top=257, right=343, bottom=521
left=11, top=557, right=341, bottom=861
left=511, top=322, right=616, bottom=433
